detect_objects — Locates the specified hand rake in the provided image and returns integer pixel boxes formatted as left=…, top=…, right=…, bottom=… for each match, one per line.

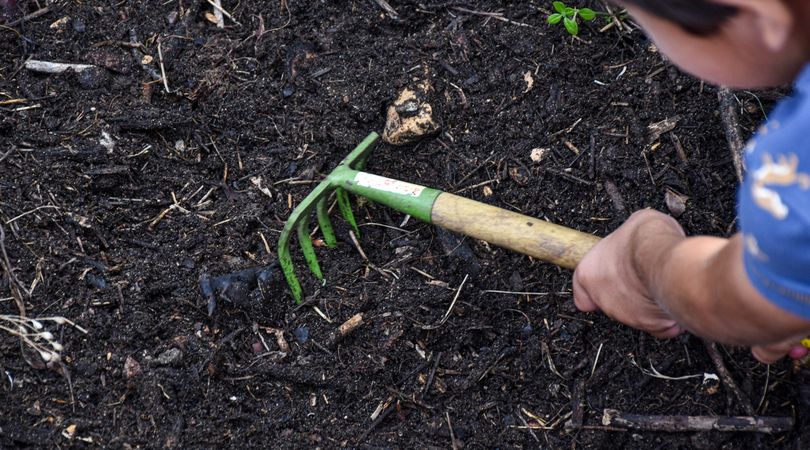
left=278, top=132, right=601, bottom=303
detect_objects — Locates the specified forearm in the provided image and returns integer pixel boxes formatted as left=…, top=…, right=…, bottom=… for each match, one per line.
left=633, top=227, right=810, bottom=345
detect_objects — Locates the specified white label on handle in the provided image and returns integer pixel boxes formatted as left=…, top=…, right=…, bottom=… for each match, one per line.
left=354, top=172, right=425, bottom=197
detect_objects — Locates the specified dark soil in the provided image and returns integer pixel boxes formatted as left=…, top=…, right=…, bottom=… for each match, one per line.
left=1, top=1, right=808, bottom=448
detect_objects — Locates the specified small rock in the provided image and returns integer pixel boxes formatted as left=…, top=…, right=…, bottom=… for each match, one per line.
left=73, top=17, right=86, bottom=33
left=252, top=341, right=264, bottom=354
left=124, top=356, right=142, bottom=379
left=154, top=348, right=183, bottom=366
left=293, top=326, right=309, bottom=344
left=281, top=84, right=295, bottom=98
left=166, top=11, right=179, bottom=25
left=382, top=80, right=439, bottom=145
left=50, top=16, right=71, bottom=32
left=85, top=273, right=107, bottom=290
left=530, top=147, right=550, bottom=163
left=665, top=188, right=689, bottom=218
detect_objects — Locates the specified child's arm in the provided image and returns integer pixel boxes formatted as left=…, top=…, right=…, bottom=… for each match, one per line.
left=573, top=209, right=810, bottom=361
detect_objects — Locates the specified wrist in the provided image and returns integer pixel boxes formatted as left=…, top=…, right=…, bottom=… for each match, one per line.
left=628, top=213, right=686, bottom=299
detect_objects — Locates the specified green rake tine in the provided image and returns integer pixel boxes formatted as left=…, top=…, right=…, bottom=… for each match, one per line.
left=278, top=235, right=303, bottom=304
left=297, top=217, right=324, bottom=281
left=316, top=196, right=337, bottom=248
left=336, top=188, right=360, bottom=236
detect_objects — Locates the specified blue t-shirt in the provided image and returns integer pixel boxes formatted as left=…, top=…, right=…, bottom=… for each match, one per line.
left=739, top=64, right=810, bottom=319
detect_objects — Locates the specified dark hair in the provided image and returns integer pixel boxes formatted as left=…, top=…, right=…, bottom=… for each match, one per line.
left=621, top=0, right=738, bottom=35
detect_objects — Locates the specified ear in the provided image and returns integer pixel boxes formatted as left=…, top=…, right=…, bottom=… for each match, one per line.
left=714, top=0, right=793, bottom=51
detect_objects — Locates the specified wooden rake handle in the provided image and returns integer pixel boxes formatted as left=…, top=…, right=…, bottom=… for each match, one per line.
left=431, top=193, right=601, bottom=269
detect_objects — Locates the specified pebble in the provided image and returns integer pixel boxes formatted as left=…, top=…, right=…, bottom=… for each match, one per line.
left=293, top=326, right=309, bottom=344
left=124, top=356, right=142, bottom=379
left=665, top=189, right=689, bottom=218
left=154, top=348, right=183, bottom=366
left=73, top=17, right=86, bottom=33
left=382, top=80, right=439, bottom=145
left=166, top=11, right=178, bottom=25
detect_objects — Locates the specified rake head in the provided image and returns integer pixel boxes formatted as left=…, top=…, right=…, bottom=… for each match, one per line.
left=278, top=133, right=379, bottom=303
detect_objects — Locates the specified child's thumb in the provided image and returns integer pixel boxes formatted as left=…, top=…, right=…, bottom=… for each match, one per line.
left=572, top=275, right=598, bottom=312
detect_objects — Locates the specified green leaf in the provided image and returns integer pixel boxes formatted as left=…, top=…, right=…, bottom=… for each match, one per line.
left=564, top=7, right=575, bottom=16
left=547, top=13, right=563, bottom=24
left=553, top=1, right=565, bottom=13
left=579, top=8, right=596, bottom=20
left=563, top=16, right=579, bottom=35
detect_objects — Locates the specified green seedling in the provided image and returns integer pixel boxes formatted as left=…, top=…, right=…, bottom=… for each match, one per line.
left=547, top=1, right=596, bottom=36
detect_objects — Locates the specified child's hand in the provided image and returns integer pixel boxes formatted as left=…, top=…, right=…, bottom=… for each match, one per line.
left=573, top=210, right=685, bottom=339
left=752, top=341, right=809, bottom=364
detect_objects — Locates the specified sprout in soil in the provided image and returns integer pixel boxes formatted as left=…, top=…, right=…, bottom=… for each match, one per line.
left=547, top=1, right=597, bottom=36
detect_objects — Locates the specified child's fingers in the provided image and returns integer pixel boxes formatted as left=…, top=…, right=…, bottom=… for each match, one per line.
left=788, top=345, right=809, bottom=360
left=751, top=345, right=783, bottom=364
left=752, top=340, right=809, bottom=364
left=649, top=322, right=683, bottom=340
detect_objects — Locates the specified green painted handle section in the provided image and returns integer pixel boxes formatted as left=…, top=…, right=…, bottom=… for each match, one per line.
left=331, top=168, right=441, bottom=223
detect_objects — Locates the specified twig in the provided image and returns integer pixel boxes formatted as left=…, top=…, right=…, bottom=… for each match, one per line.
left=451, top=6, right=531, bottom=27
left=157, top=42, right=170, bottom=93
left=420, top=351, right=442, bottom=399
left=0, top=225, right=25, bottom=314
left=718, top=87, right=745, bottom=182
left=421, top=274, right=468, bottom=330
left=370, top=0, right=399, bottom=19
left=5, top=205, right=59, bottom=224
left=603, top=180, right=627, bottom=218
left=210, top=0, right=225, bottom=28
left=6, top=6, right=49, bottom=27
left=348, top=230, right=368, bottom=260
left=24, top=60, right=94, bottom=74
left=703, top=340, right=755, bottom=415
left=206, top=0, right=242, bottom=25
left=566, top=378, right=586, bottom=429
left=602, top=409, right=793, bottom=433
left=446, top=411, right=460, bottom=450
left=326, top=313, right=364, bottom=348
left=482, top=289, right=549, bottom=296
left=357, top=403, right=396, bottom=443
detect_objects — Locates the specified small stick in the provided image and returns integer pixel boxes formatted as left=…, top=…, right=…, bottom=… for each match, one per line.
left=24, top=60, right=94, bottom=74
left=206, top=0, right=241, bottom=25
left=421, top=274, right=468, bottom=330
left=603, top=180, right=627, bottom=217
left=703, top=340, right=755, bottom=415
left=210, top=0, right=225, bottom=28
left=566, top=378, right=586, bottom=429
left=370, top=0, right=399, bottom=19
left=420, top=351, right=442, bottom=399
left=718, top=87, right=745, bottom=182
left=6, top=6, right=49, bottom=27
left=348, top=230, right=370, bottom=261
left=446, top=411, right=460, bottom=450
left=602, top=409, right=793, bottom=433
left=157, top=42, right=170, bottom=93
left=326, top=313, right=364, bottom=348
